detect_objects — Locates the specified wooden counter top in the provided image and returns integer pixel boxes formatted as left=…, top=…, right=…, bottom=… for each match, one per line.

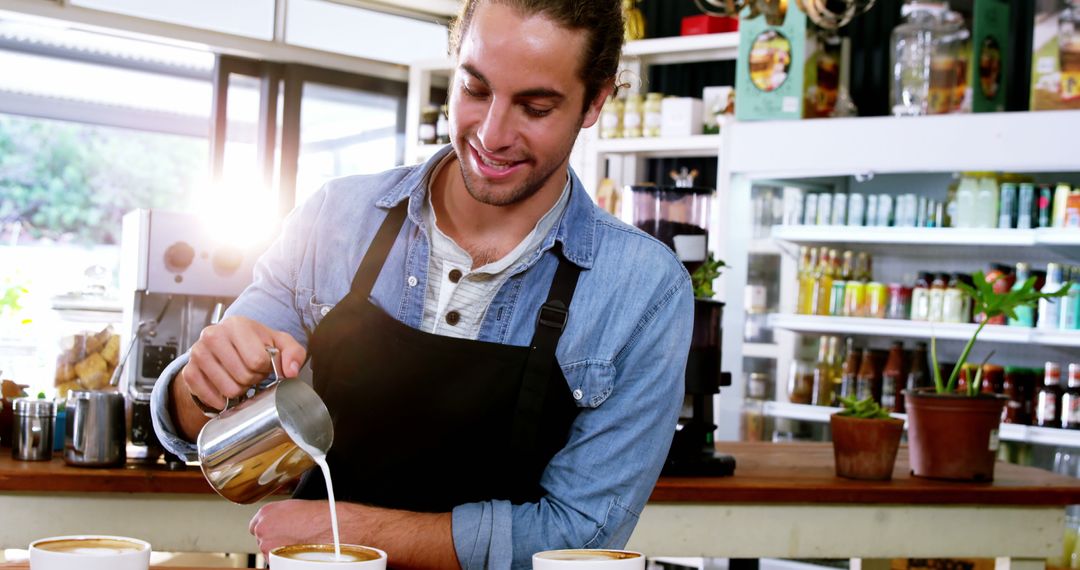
left=650, top=442, right=1080, bottom=505
left=4, top=442, right=1080, bottom=507
left=0, top=454, right=214, bottom=494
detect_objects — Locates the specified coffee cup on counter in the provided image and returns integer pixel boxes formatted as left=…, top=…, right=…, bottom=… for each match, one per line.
left=269, top=544, right=387, bottom=569
left=533, top=549, right=645, bottom=569
left=29, top=535, right=151, bottom=570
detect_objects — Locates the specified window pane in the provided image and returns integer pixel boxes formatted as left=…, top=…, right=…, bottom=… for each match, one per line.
left=296, top=82, right=401, bottom=204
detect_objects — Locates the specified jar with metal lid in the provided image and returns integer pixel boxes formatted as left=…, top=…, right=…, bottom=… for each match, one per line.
left=621, top=94, right=643, bottom=138
left=13, top=398, right=56, bottom=461
left=643, top=93, right=663, bottom=137
left=49, top=266, right=123, bottom=398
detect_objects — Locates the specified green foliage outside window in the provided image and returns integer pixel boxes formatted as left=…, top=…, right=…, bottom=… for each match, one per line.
left=0, top=115, right=206, bottom=245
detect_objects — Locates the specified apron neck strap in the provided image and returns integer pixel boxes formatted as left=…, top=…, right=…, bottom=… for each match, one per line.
left=350, top=201, right=409, bottom=295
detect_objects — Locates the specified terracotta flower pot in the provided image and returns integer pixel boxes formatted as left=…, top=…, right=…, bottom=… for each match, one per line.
left=904, top=388, right=1008, bottom=481
left=830, top=414, right=905, bottom=481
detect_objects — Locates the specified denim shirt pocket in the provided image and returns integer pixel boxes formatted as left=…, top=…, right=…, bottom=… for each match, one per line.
left=561, top=360, right=616, bottom=409
left=298, top=287, right=337, bottom=331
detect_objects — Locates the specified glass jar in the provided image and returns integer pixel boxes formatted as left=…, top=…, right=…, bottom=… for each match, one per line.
left=787, top=360, right=815, bottom=405
left=890, top=1, right=950, bottom=116
left=643, top=93, right=663, bottom=138
left=621, top=93, right=644, bottom=138
left=419, top=105, right=438, bottom=145
left=599, top=96, right=624, bottom=139
left=49, top=273, right=123, bottom=398
left=435, top=105, right=450, bottom=145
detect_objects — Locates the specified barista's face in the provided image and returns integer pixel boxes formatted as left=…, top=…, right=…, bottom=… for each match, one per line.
left=449, top=3, right=607, bottom=207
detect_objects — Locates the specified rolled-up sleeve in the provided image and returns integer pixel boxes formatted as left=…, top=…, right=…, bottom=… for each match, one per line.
left=451, top=273, right=693, bottom=569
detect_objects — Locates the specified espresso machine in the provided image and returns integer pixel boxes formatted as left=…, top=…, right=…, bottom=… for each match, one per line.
left=629, top=171, right=736, bottom=477
left=119, top=209, right=269, bottom=463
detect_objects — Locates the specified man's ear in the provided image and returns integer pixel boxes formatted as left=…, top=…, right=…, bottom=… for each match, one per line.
left=581, top=82, right=616, bottom=130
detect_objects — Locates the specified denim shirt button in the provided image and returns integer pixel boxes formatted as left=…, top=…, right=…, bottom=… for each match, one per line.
left=407, top=276, right=418, bottom=287
left=572, top=389, right=583, bottom=401
left=320, top=306, right=331, bottom=316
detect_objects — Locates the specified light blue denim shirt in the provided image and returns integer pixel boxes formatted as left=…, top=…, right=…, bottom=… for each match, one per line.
left=151, top=146, right=693, bottom=570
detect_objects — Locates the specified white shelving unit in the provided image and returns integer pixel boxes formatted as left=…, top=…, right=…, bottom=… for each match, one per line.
left=768, top=314, right=1080, bottom=348
left=404, top=57, right=454, bottom=166
left=764, top=401, right=1080, bottom=448
left=718, top=110, right=1080, bottom=443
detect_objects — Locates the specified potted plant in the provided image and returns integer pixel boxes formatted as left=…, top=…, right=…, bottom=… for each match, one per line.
left=904, top=271, right=1070, bottom=481
left=830, top=395, right=904, bottom=480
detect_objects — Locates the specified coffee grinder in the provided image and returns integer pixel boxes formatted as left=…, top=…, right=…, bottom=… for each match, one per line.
left=629, top=170, right=736, bottom=477
left=119, top=209, right=269, bottom=463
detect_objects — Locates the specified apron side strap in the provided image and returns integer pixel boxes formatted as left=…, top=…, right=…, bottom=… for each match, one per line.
left=510, top=250, right=582, bottom=480
left=350, top=201, right=410, bottom=294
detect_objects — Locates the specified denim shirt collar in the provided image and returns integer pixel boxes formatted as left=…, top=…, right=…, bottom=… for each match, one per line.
left=374, top=145, right=596, bottom=270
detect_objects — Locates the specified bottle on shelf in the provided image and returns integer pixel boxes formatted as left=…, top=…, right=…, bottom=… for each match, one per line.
left=927, top=273, right=947, bottom=322
left=906, top=341, right=932, bottom=395
left=419, top=104, right=439, bottom=145
left=855, top=348, right=882, bottom=404
left=797, top=247, right=818, bottom=315
left=1062, top=364, right=1080, bottom=430
left=886, top=283, right=913, bottom=320
left=829, top=251, right=855, bottom=316
left=599, top=96, right=624, bottom=139
left=854, top=252, right=872, bottom=282
left=812, top=249, right=837, bottom=317
left=953, top=174, right=978, bottom=228
left=999, top=182, right=1017, bottom=229
left=866, top=281, right=888, bottom=319
left=1061, top=266, right=1080, bottom=330
left=979, top=264, right=1014, bottom=325
left=1038, top=362, right=1064, bottom=429
left=941, top=273, right=968, bottom=323
left=890, top=0, right=950, bottom=116
left=1017, top=182, right=1036, bottom=229
left=1055, top=182, right=1073, bottom=228
left=812, top=336, right=837, bottom=407
left=1039, top=263, right=1065, bottom=330
left=1039, top=184, right=1054, bottom=228
left=840, top=337, right=860, bottom=400
left=974, top=175, right=1000, bottom=229
left=881, top=341, right=906, bottom=413
left=1008, top=263, right=1036, bottom=328
left=911, top=272, right=932, bottom=321
left=788, top=359, right=815, bottom=405
left=1003, top=367, right=1031, bottom=425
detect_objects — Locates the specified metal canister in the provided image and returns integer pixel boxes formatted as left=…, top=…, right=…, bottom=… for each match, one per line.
left=65, top=391, right=126, bottom=467
left=865, top=282, right=888, bottom=319
left=14, top=398, right=56, bottom=461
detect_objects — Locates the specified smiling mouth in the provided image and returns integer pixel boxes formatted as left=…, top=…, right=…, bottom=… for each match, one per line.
left=471, top=144, right=525, bottom=176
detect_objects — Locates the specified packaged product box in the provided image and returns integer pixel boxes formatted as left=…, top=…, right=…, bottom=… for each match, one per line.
left=681, top=14, right=738, bottom=36
left=971, top=0, right=1010, bottom=112
left=734, top=3, right=842, bottom=120
left=1031, top=0, right=1080, bottom=110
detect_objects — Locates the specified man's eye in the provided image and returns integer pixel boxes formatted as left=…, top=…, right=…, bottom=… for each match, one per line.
left=462, top=84, right=487, bottom=98
left=524, top=106, right=552, bottom=117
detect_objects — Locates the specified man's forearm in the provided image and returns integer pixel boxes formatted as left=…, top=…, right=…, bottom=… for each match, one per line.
left=345, top=504, right=459, bottom=569
left=168, top=366, right=211, bottom=442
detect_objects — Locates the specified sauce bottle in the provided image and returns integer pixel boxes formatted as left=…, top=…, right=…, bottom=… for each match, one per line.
left=881, top=341, right=906, bottom=413
left=927, top=273, right=947, bottom=322
left=1037, top=362, right=1063, bottom=429
left=1039, top=263, right=1065, bottom=330
left=855, top=348, right=881, bottom=404
left=941, top=273, right=967, bottom=323
left=840, top=337, right=860, bottom=400
left=812, top=336, right=833, bottom=407
left=906, top=341, right=932, bottom=396
left=797, top=247, right=815, bottom=315
left=911, top=272, right=932, bottom=321
left=1062, top=364, right=1080, bottom=430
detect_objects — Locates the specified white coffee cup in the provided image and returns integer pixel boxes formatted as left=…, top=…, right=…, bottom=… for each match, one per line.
left=269, top=544, right=387, bottom=569
left=533, top=549, right=646, bottom=569
left=29, top=535, right=151, bottom=570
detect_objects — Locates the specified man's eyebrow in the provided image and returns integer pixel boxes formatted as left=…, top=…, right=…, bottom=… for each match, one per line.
left=460, top=63, right=566, bottom=101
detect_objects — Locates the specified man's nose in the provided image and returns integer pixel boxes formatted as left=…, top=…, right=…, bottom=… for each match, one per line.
left=477, top=101, right=514, bottom=152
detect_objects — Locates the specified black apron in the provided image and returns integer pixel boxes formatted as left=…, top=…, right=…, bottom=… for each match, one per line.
left=292, top=202, right=582, bottom=512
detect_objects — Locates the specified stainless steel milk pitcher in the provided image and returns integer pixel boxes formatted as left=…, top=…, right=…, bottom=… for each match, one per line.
left=197, top=347, right=333, bottom=504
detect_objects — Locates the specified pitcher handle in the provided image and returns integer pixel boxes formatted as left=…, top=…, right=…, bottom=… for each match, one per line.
left=196, top=345, right=285, bottom=417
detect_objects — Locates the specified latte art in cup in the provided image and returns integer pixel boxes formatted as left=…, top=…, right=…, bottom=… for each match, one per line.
left=269, top=544, right=387, bottom=569
left=533, top=549, right=645, bottom=569
left=34, top=537, right=146, bottom=554
left=29, top=535, right=151, bottom=570
left=538, top=550, right=641, bottom=561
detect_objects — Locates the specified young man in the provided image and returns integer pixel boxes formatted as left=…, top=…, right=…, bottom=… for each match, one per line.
left=151, top=1, right=693, bottom=568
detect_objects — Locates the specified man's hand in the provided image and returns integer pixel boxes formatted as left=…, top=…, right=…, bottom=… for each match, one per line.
left=169, top=316, right=306, bottom=440
left=250, top=500, right=460, bottom=569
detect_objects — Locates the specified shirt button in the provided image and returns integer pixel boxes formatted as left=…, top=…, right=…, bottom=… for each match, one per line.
left=407, top=276, right=418, bottom=287
left=572, top=389, right=583, bottom=400
left=445, top=311, right=461, bottom=326
left=320, top=306, right=331, bottom=316
left=448, top=269, right=463, bottom=283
